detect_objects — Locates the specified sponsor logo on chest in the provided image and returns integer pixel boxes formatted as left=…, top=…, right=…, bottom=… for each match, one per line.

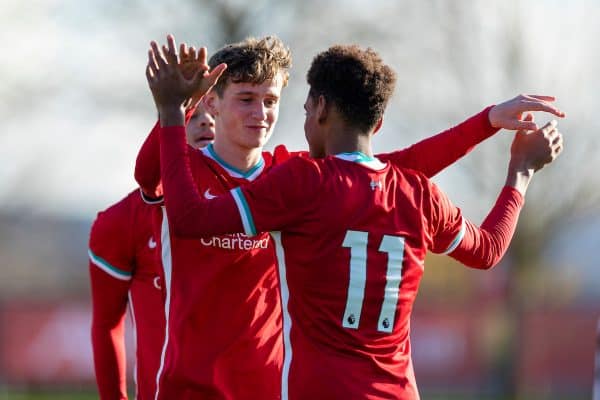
left=199, top=232, right=269, bottom=250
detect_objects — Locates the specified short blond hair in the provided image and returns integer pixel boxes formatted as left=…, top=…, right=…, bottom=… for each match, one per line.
left=208, top=36, right=292, bottom=96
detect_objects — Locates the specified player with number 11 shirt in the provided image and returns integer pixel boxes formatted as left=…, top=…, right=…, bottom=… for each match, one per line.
left=151, top=40, right=564, bottom=398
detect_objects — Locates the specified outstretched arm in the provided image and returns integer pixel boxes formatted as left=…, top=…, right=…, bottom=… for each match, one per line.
left=445, top=120, right=563, bottom=268
left=380, top=95, right=565, bottom=178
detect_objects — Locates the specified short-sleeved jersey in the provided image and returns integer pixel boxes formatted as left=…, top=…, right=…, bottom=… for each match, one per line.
left=230, top=154, right=465, bottom=399
left=88, top=189, right=165, bottom=400
left=154, top=144, right=284, bottom=400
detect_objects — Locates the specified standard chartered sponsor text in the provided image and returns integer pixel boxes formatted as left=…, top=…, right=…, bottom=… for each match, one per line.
left=200, top=232, right=269, bottom=250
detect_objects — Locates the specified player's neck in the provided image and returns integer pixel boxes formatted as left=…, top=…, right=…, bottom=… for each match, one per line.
left=326, top=122, right=373, bottom=157
left=211, top=139, right=263, bottom=173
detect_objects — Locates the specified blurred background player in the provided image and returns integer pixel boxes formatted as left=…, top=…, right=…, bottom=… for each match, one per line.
left=150, top=42, right=563, bottom=399
left=88, top=104, right=215, bottom=400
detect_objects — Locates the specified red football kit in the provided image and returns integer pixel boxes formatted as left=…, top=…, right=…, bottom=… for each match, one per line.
left=158, top=117, right=523, bottom=399
left=89, top=189, right=165, bottom=400
left=154, top=146, right=284, bottom=400
left=136, top=107, right=499, bottom=399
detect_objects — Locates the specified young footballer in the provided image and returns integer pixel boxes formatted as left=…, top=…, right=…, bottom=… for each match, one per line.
left=149, top=41, right=563, bottom=399
left=139, top=35, right=563, bottom=399
left=89, top=105, right=214, bottom=399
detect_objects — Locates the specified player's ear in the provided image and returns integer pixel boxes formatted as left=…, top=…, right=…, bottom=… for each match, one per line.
left=203, top=91, right=219, bottom=116
left=373, top=117, right=384, bottom=135
left=316, top=94, right=328, bottom=124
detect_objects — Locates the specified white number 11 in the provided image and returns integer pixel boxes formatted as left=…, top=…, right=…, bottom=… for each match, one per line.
left=341, top=230, right=405, bottom=333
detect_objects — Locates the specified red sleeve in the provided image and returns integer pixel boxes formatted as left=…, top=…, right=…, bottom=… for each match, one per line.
left=237, top=156, right=319, bottom=235
left=135, top=108, right=197, bottom=200
left=160, top=126, right=244, bottom=237
left=135, top=120, right=163, bottom=200
left=89, top=264, right=129, bottom=400
left=160, top=126, right=315, bottom=238
left=449, top=186, right=524, bottom=269
left=88, top=205, right=135, bottom=400
left=378, top=106, right=498, bottom=178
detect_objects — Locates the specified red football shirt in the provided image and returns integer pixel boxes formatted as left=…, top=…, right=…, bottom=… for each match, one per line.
left=153, top=145, right=283, bottom=400
left=139, top=107, right=499, bottom=398
left=89, top=189, right=165, bottom=400
left=159, top=124, right=524, bottom=399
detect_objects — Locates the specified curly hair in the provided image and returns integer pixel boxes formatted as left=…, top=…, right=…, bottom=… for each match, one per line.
left=306, top=45, right=396, bottom=132
left=208, top=36, right=292, bottom=97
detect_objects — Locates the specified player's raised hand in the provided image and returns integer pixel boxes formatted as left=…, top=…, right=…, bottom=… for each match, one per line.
left=488, top=94, right=566, bottom=131
left=179, top=44, right=226, bottom=108
left=146, top=34, right=226, bottom=113
left=510, top=115, right=563, bottom=173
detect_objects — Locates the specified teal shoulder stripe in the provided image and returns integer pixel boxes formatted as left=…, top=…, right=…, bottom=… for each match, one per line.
left=231, top=187, right=257, bottom=236
left=88, top=249, right=132, bottom=281
left=442, top=219, right=466, bottom=255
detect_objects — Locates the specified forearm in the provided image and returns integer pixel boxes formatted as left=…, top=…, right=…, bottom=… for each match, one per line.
left=135, top=120, right=163, bottom=198
left=89, top=266, right=129, bottom=399
left=159, top=105, right=186, bottom=127
left=135, top=107, right=197, bottom=199
left=504, top=159, right=534, bottom=197
left=160, top=126, right=243, bottom=237
left=91, top=320, right=128, bottom=400
left=450, top=186, right=524, bottom=269
left=382, top=106, right=498, bottom=177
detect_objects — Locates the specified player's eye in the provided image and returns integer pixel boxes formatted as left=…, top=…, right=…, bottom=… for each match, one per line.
left=265, top=98, right=278, bottom=107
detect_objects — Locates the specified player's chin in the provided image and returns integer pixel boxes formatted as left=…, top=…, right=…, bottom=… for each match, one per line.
left=193, top=138, right=214, bottom=149
left=246, top=129, right=272, bottom=145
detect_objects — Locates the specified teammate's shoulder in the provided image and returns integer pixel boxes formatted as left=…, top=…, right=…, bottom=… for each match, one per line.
left=271, top=144, right=310, bottom=166
left=94, top=190, right=137, bottom=219
left=267, top=154, right=322, bottom=185
left=389, top=164, right=432, bottom=186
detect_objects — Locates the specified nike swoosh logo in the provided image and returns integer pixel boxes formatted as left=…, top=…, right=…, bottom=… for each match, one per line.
left=148, top=237, right=157, bottom=249
left=204, top=189, right=217, bottom=200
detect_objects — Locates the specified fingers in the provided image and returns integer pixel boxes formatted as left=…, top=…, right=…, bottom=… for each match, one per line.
left=145, top=64, right=156, bottom=84
left=523, top=94, right=555, bottom=102
left=180, top=42, right=188, bottom=59
left=198, top=47, right=207, bottom=66
left=511, top=119, right=538, bottom=131
left=540, top=120, right=558, bottom=137
left=163, top=34, right=178, bottom=65
left=541, top=121, right=563, bottom=163
left=205, top=63, right=227, bottom=86
left=150, top=41, right=167, bottom=69
left=148, top=48, right=159, bottom=76
left=520, top=100, right=566, bottom=118
left=167, top=34, right=177, bottom=57
left=515, top=113, right=535, bottom=134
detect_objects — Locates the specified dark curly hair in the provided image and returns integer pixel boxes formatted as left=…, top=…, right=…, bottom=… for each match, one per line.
left=208, top=36, right=292, bottom=97
left=306, top=45, right=396, bottom=132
